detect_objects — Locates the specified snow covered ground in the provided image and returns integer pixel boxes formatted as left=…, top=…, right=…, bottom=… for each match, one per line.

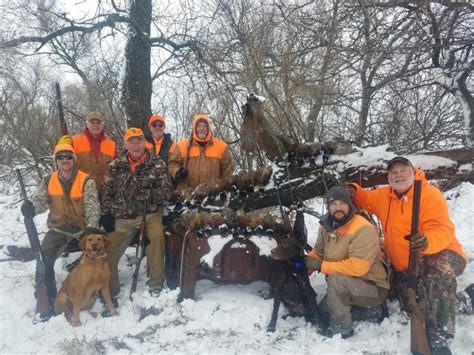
left=0, top=174, right=473, bottom=353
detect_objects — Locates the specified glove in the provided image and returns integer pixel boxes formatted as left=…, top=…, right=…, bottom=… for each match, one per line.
left=100, top=214, right=115, bottom=233
left=304, top=255, right=322, bottom=272
left=57, top=135, right=73, bottom=145
left=20, top=200, right=35, bottom=218
left=174, top=167, right=188, bottom=181
left=404, top=233, right=428, bottom=252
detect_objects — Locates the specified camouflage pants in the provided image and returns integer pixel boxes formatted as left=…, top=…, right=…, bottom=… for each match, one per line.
left=40, top=228, right=80, bottom=302
left=106, top=213, right=165, bottom=296
left=391, top=250, right=466, bottom=349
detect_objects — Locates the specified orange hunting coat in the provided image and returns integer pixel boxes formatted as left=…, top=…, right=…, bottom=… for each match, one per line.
left=350, top=169, right=466, bottom=272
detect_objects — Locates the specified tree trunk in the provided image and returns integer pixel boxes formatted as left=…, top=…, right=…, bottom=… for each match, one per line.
left=121, top=0, right=152, bottom=129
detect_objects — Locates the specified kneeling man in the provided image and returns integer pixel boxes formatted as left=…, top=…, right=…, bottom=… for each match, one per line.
left=305, top=186, right=389, bottom=338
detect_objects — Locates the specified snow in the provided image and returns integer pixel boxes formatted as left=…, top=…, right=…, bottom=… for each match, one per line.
left=329, top=144, right=459, bottom=172
left=1, top=182, right=473, bottom=354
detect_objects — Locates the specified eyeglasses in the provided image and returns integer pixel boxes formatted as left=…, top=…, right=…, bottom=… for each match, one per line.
left=151, top=122, right=164, bottom=128
left=56, top=155, right=74, bottom=161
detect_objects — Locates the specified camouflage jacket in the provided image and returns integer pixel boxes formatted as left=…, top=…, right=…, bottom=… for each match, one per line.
left=100, top=152, right=173, bottom=219
left=31, top=169, right=100, bottom=229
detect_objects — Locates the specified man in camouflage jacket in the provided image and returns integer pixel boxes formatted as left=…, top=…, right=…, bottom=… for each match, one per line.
left=100, top=127, right=173, bottom=298
left=20, top=143, right=100, bottom=311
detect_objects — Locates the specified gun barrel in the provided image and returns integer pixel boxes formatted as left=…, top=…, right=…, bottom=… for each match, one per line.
left=55, top=82, right=68, bottom=135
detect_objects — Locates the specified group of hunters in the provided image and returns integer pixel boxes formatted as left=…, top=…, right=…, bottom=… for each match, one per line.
left=19, top=111, right=470, bottom=354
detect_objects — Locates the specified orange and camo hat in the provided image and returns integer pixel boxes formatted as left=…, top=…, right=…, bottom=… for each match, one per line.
left=53, top=143, right=76, bottom=161
left=124, top=127, right=145, bottom=141
left=148, top=114, right=166, bottom=128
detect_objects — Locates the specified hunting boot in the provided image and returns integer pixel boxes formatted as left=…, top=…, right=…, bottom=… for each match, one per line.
left=321, top=325, right=354, bottom=339
left=430, top=347, right=452, bottom=355
left=464, top=283, right=474, bottom=310
left=351, top=302, right=388, bottom=323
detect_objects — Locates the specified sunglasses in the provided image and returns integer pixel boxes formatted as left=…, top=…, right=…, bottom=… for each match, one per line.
left=151, top=122, right=164, bottom=128
left=56, top=155, right=74, bottom=161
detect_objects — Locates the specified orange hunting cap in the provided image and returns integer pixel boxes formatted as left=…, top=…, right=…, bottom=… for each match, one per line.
left=53, top=143, right=76, bottom=161
left=148, top=114, right=166, bottom=128
left=124, top=127, right=145, bottom=141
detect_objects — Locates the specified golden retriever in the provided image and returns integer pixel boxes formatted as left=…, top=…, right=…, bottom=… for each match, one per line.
left=54, top=233, right=118, bottom=326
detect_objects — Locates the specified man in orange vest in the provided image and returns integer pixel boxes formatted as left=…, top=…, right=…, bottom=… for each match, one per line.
left=58, top=111, right=118, bottom=190
left=347, top=156, right=467, bottom=354
left=305, top=186, right=389, bottom=338
left=168, top=113, right=233, bottom=190
left=20, top=143, right=100, bottom=312
left=145, top=114, right=177, bottom=163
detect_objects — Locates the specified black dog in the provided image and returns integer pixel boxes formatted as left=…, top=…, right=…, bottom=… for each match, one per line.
left=268, top=210, right=328, bottom=333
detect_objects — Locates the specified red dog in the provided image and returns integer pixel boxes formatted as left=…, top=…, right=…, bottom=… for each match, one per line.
left=54, top=232, right=118, bottom=326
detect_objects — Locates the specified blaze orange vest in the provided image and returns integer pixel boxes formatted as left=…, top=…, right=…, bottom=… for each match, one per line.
left=72, top=134, right=115, bottom=189
left=47, top=171, right=89, bottom=230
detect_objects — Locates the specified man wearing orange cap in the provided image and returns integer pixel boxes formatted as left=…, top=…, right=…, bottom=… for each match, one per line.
left=347, top=156, right=467, bottom=354
left=100, top=128, right=173, bottom=300
left=145, top=114, right=177, bottom=163
left=168, top=113, right=233, bottom=190
left=20, top=143, right=100, bottom=315
left=58, top=111, right=118, bottom=189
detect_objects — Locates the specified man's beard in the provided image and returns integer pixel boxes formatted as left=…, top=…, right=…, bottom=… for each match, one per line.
left=329, top=208, right=354, bottom=228
left=332, top=211, right=348, bottom=222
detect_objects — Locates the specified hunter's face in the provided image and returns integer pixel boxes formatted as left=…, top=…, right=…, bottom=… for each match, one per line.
left=125, top=137, right=146, bottom=160
left=55, top=152, right=75, bottom=173
left=150, top=120, right=165, bottom=139
left=329, top=200, right=350, bottom=221
left=388, top=163, right=415, bottom=195
left=196, top=122, right=208, bottom=139
left=86, top=118, right=104, bottom=136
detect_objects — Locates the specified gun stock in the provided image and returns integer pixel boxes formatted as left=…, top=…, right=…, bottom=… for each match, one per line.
left=407, top=180, right=430, bottom=355
left=129, top=201, right=148, bottom=301
left=55, top=82, right=68, bottom=136
left=183, top=128, right=194, bottom=172
left=15, top=169, right=50, bottom=315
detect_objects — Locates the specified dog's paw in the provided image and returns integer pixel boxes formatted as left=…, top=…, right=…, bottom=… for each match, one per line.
left=110, top=308, right=119, bottom=317
left=71, top=319, right=82, bottom=327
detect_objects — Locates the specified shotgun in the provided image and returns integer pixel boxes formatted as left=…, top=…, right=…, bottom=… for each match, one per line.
left=273, top=175, right=312, bottom=253
left=129, top=200, right=148, bottom=301
left=55, top=82, right=68, bottom=135
left=183, top=127, right=194, bottom=172
left=407, top=180, right=430, bottom=355
left=15, top=169, right=50, bottom=316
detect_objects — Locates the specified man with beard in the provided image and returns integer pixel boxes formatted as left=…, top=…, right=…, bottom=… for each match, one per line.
left=168, top=113, right=233, bottom=190
left=305, top=186, right=389, bottom=338
left=145, top=113, right=177, bottom=163
left=347, top=156, right=467, bottom=354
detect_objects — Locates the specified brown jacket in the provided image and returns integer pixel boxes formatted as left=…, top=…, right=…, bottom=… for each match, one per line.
left=168, top=116, right=233, bottom=190
left=310, top=214, right=389, bottom=290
